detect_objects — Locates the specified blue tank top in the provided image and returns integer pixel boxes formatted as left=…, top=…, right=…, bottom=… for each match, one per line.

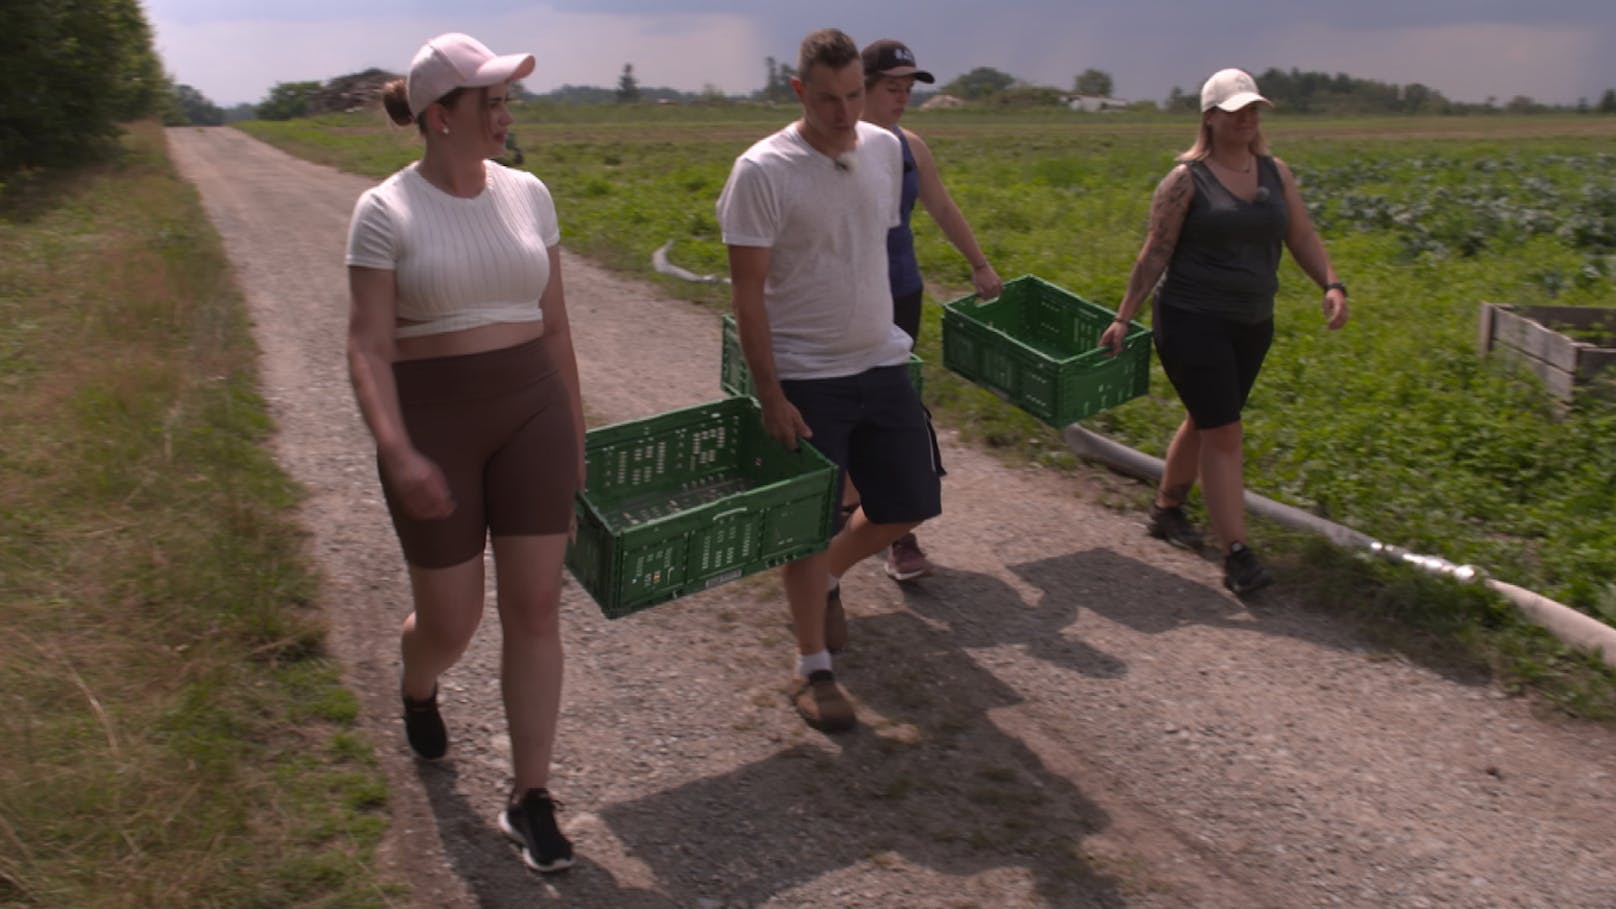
left=885, top=128, right=923, bottom=297
left=1156, top=156, right=1288, bottom=324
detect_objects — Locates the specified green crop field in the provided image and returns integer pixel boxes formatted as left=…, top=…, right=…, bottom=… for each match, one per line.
left=240, top=107, right=1616, bottom=627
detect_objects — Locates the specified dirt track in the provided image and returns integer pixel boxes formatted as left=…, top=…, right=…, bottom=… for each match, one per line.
left=166, top=125, right=1616, bottom=909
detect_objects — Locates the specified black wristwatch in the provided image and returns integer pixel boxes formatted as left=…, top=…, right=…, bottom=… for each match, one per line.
left=1325, top=281, right=1348, bottom=296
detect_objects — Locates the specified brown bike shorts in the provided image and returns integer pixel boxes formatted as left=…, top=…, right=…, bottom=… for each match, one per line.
left=380, top=336, right=579, bottom=569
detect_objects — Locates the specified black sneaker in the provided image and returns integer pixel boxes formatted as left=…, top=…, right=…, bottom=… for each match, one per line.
left=499, top=789, right=575, bottom=873
left=402, top=687, right=447, bottom=761
left=1223, top=542, right=1273, bottom=596
left=1147, top=503, right=1204, bottom=550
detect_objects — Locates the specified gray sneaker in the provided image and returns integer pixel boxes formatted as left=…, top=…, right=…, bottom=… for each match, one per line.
left=1146, top=503, right=1204, bottom=551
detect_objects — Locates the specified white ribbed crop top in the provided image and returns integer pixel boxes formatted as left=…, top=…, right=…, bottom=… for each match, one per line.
left=345, top=161, right=560, bottom=338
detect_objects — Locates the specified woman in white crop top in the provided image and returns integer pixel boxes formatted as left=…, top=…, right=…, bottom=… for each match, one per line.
left=344, top=32, right=584, bottom=874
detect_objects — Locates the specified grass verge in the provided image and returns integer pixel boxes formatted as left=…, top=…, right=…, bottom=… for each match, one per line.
left=0, top=122, right=400, bottom=907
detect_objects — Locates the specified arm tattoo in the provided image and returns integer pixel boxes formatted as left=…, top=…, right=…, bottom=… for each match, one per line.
left=1148, top=171, right=1192, bottom=257
left=1121, top=170, right=1192, bottom=303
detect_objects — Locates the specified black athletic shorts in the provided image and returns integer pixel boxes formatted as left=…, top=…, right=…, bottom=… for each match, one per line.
left=1152, top=301, right=1274, bottom=430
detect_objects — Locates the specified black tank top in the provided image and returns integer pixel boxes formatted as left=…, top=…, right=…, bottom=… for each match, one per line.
left=1156, top=156, right=1287, bottom=324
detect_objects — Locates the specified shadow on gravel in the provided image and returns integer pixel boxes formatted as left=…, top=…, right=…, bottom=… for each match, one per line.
left=1006, top=547, right=1377, bottom=656
left=409, top=550, right=1266, bottom=907
left=1001, top=547, right=1501, bottom=694
left=1009, top=548, right=1242, bottom=638
left=896, top=563, right=1131, bottom=678
left=597, top=607, right=1129, bottom=908
left=414, top=759, right=682, bottom=908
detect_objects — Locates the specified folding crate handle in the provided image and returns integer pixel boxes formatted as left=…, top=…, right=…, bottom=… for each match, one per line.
left=711, top=506, right=749, bottom=521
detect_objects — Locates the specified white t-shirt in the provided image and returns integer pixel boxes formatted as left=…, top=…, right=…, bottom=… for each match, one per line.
left=346, top=161, right=560, bottom=338
left=716, top=121, right=913, bottom=380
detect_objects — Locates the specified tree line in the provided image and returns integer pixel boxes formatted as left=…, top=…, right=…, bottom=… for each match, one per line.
left=9, top=0, right=1611, bottom=175
left=160, top=50, right=1616, bottom=125
left=2, top=0, right=168, bottom=178
left=132, top=49, right=1616, bottom=141
left=1162, top=68, right=1616, bottom=116
left=934, top=65, right=1616, bottom=116
left=178, top=59, right=1616, bottom=125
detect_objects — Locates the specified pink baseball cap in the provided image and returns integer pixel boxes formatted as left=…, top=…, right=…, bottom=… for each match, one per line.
left=406, top=33, right=535, bottom=118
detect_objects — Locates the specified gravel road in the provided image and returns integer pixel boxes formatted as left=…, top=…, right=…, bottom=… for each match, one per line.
left=166, top=125, right=1616, bottom=909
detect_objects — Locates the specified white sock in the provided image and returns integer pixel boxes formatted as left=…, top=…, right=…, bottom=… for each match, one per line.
left=797, top=650, right=832, bottom=677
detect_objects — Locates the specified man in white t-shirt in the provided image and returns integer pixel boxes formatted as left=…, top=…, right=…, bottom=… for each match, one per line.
left=716, top=27, right=942, bottom=733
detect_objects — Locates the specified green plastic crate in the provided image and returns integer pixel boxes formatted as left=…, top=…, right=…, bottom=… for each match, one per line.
left=942, top=275, right=1150, bottom=427
left=566, top=396, right=837, bottom=619
left=720, top=314, right=923, bottom=398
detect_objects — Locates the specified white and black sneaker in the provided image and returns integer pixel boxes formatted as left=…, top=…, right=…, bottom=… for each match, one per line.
left=499, top=789, right=574, bottom=873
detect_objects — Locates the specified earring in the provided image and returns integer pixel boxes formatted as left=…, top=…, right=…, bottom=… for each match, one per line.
left=441, top=126, right=450, bottom=136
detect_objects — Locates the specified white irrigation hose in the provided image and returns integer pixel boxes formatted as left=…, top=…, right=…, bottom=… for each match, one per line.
left=652, top=241, right=728, bottom=284
left=1484, top=580, right=1616, bottom=666
left=1063, top=424, right=1616, bottom=667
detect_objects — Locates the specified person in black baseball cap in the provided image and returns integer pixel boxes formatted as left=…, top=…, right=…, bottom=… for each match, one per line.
left=858, top=38, right=1001, bottom=585
left=860, top=38, right=935, bottom=84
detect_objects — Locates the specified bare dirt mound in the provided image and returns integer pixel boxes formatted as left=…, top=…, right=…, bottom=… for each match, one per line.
left=166, top=125, right=1616, bottom=909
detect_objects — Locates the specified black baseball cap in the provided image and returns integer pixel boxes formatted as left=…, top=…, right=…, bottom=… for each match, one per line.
left=861, top=39, right=934, bottom=83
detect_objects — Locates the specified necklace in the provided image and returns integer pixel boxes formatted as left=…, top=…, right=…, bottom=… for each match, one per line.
left=1214, top=157, right=1253, bottom=175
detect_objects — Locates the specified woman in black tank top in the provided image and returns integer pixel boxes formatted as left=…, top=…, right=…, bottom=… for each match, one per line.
left=1096, top=68, right=1350, bottom=596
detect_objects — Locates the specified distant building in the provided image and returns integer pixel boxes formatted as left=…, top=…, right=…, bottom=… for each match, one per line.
left=920, top=93, right=967, bottom=111
left=1065, top=94, right=1130, bottom=112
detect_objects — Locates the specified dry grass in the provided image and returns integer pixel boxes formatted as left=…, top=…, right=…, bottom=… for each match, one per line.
left=0, top=122, right=399, bottom=907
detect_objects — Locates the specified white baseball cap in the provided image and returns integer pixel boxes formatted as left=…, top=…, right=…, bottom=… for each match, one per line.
left=1200, top=68, right=1271, bottom=113
left=406, top=33, right=535, bottom=118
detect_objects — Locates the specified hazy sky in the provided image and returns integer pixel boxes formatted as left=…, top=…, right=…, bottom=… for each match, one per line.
left=143, top=0, right=1616, bottom=108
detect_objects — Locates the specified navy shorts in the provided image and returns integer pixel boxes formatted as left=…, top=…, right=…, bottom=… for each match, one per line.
left=1152, top=301, right=1274, bottom=430
left=889, top=289, right=946, bottom=477
left=781, top=364, right=942, bottom=530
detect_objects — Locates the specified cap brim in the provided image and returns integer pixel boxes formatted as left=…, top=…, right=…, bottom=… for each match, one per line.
left=875, top=66, right=935, bottom=84
left=470, top=52, right=536, bottom=88
left=1212, top=91, right=1271, bottom=112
